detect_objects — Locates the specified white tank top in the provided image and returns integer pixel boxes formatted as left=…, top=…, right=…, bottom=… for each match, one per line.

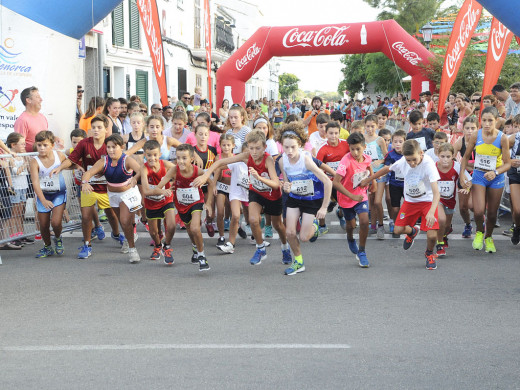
left=34, top=150, right=61, bottom=177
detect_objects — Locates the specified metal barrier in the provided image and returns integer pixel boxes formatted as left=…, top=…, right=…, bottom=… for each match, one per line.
left=0, top=152, right=82, bottom=261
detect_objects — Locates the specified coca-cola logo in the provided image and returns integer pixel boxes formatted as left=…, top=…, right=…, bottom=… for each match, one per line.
left=282, top=26, right=349, bottom=49
left=391, top=42, right=422, bottom=66
left=137, top=0, right=164, bottom=77
left=235, top=43, right=260, bottom=71
left=490, top=22, right=511, bottom=62
left=445, top=1, right=480, bottom=78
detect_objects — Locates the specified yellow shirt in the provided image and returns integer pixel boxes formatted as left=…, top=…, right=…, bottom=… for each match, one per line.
left=339, top=127, right=350, bottom=140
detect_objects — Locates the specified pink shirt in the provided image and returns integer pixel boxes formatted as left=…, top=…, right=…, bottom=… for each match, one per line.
left=14, top=111, right=48, bottom=152
left=185, top=131, right=222, bottom=154
left=335, top=152, right=372, bottom=208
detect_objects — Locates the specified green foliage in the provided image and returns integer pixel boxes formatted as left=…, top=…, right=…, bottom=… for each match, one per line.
left=338, top=54, right=368, bottom=96
left=278, top=73, right=300, bottom=99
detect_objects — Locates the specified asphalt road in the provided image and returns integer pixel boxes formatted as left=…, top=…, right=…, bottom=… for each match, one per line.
left=1, top=211, right=519, bottom=389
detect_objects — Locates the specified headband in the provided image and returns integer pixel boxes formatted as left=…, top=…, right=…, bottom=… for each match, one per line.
left=253, top=117, right=268, bottom=127
left=283, top=130, right=298, bottom=137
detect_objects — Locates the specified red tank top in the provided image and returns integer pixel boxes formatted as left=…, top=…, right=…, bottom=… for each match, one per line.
left=247, top=152, right=281, bottom=201
left=173, top=164, right=204, bottom=214
left=144, top=160, right=173, bottom=210
left=218, top=153, right=232, bottom=182
left=436, top=161, right=459, bottom=210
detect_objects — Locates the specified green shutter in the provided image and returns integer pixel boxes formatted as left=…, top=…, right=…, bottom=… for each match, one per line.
left=136, top=70, right=148, bottom=107
left=112, top=2, right=124, bottom=47
left=129, top=0, right=141, bottom=49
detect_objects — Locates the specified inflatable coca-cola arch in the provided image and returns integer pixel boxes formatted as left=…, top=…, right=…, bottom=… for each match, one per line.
left=216, top=20, right=435, bottom=107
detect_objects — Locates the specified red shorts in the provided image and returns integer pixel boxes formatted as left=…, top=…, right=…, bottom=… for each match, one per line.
left=395, top=201, right=439, bottom=231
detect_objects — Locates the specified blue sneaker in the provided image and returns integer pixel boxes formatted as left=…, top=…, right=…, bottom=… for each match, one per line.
left=356, top=251, right=369, bottom=268
left=224, top=218, right=230, bottom=231
left=78, top=244, right=92, bottom=259
left=309, top=220, right=319, bottom=243
left=260, top=215, right=266, bottom=229
left=347, top=239, right=359, bottom=254
left=250, top=247, right=267, bottom=265
left=54, top=237, right=64, bottom=255
left=282, top=248, right=292, bottom=264
left=462, top=224, right=472, bottom=238
left=92, top=225, right=105, bottom=240
left=318, top=224, right=329, bottom=235
left=36, top=245, right=55, bottom=258
left=389, top=221, right=395, bottom=234
left=264, top=225, right=273, bottom=238
left=111, top=232, right=126, bottom=246
left=336, top=208, right=346, bottom=230
left=284, top=259, right=305, bottom=276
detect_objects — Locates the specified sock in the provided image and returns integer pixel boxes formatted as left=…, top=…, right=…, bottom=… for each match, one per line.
left=155, top=243, right=162, bottom=248
left=84, top=241, right=90, bottom=246
left=192, top=244, right=197, bottom=252
left=425, top=249, right=433, bottom=255
left=389, top=219, right=394, bottom=224
left=409, top=227, right=417, bottom=236
left=295, top=254, right=303, bottom=262
left=112, top=233, right=120, bottom=238
left=359, top=246, right=365, bottom=253
left=378, top=224, right=384, bottom=228
left=437, top=241, right=444, bottom=246
left=256, top=242, right=265, bottom=250
left=197, top=250, right=205, bottom=257
left=347, top=237, right=355, bottom=242
left=371, top=224, right=376, bottom=230
left=219, top=236, right=225, bottom=240
left=319, top=223, right=326, bottom=227
left=163, top=244, right=170, bottom=249
left=281, top=242, right=289, bottom=251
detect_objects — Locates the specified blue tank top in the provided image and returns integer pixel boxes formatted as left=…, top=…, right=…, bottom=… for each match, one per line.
left=146, top=136, right=170, bottom=160
left=102, top=153, right=133, bottom=185
left=282, top=151, right=324, bottom=201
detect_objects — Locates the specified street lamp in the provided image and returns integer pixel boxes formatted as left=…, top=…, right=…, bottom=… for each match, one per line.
left=421, top=23, right=433, bottom=50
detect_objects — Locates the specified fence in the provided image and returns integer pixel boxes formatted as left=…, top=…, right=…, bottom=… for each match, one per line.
left=0, top=152, right=82, bottom=261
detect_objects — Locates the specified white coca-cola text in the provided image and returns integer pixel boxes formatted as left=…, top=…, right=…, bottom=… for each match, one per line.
left=391, top=42, right=422, bottom=66
left=490, top=22, right=511, bottom=62
left=137, top=0, right=164, bottom=77
left=445, top=1, right=481, bottom=78
left=282, top=26, right=349, bottom=49
left=235, top=43, right=260, bottom=71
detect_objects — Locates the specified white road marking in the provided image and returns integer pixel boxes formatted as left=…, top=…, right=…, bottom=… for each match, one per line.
left=1, top=343, right=351, bottom=352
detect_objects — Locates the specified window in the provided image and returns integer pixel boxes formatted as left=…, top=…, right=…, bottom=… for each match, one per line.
left=129, top=0, right=141, bottom=49
left=112, top=2, right=124, bottom=47
left=196, top=74, right=202, bottom=88
left=136, top=70, right=148, bottom=107
left=194, top=0, right=201, bottom=48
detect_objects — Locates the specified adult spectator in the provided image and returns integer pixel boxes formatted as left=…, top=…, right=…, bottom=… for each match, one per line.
left=177, top=91, right=191, bottom=109
left=383, top=97, right=393, bottom=110
left=79, top=96, right=104, bottom=134
left=423, top=91, right=434, bottom=113
left=363, top=97, right=376, bottom=114
left=163, top=105, right=174, bottom=131
left=303, top=96, right=330, bottom=135
left=76, top=85, right=84, bottom=128
left=260, top=97, right=269, bottom=114
left=272, top=100, right=284, bottom=128
left=300, top=98, right=310, bottom=118
left=14, top=86, right=48, bottom=152
left=506, top=82, right=520, bottom=119
left=376, top=95, right=383, bottom=107
left=219, top=99, right=230, bottom=123
left=441, top=101, right=459, bottom=131
left=129, top=95, right=142, bottom=103
left=491, top=84, right=510, bottom=117
left=288, top=101, right=301, bottom=116
left=352, top=100, right=363, bottom=120
left=118, top=98, right=131, bottom=135
left=150, top=103, right=162, bottom=116
left=102, top=97, right=122, bottom=135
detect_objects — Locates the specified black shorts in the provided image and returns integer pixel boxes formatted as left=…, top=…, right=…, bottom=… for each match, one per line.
left=217, top=190, right=229, bottom=197
left=248, top=190, right=283, bottom=216
left=286, top=196, right=322, bottom=215
left=146, top=202, right=175, bottom=220
left=508, top=172, right=520, bottom=185
left=389, top=184, right=404, bottom=208
left=178, top=202, right=204, bottom=224
left=331, top=188, right=338, bottom=203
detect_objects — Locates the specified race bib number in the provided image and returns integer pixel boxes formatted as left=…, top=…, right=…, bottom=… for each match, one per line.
left=290, top=179, right=314, bottom=196
left=169, top=147, right=177, bottom=161
left=352, top=170, right=370, bottom=189
left=145, top=184, right=165, bottom=202
left=40, top=176, right=60, bottom=192
left=176, top=187, right=200, bottom=205
left=415, top=137, right=427, bottom=151
left=250, top=175, right=271, bottom=192
left=438, top=180, right=455, bottom=199
left=237, top=171, right=250, bottom=189
left=405, top=180, right=427, bottom=198
left=474, top=154, right=497, bottom=171
left=216, top=181, right=230, bottom=193
left=87, top=165, right=107, bottom=184
left=121, top=186, right=142, bottom=212
left=365, top=144, right=378, bottom=159
left=395, top=173, right=404, bottom=181
left=327, top=161, right=340, bottom=172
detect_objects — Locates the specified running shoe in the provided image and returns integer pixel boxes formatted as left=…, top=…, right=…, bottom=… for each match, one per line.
left=219, top=242, right=235, bottom=254
left=198, top=255, right=210, bottom=271
left=376, top=225, right=385, bottom=240
left=282, top=249, right=292, bottom=265
left=472, top=231, right=484, bottom=250
left=191, top=247, right=199, bottom=264
left=238, top=226, right=247, bottom=239
left=54, top=237, right=64, bottom=255
left=150, top=246, right=162, bottom=260
left=511, top=227, right=520, bottom=246
left=368, top=227, right=377, bottom=236
left=425, top=252, right=438, bottom=270
left=35, top=234, right=42, bottom=240
left=163, top=246, right=174, bottom=265
left=403, top=225, right=419, bottom=250
left=36, top=245, right=55, bottom=258
left=260, top=215, right=265, bottom=229
left=284, top=259, right=305, bottom=276
left=21, top=237, right=35, bottom=245
left=121, top=240, right=129, bottom=254
left=348, top=239, right=359, bottom=255
left=309, top=220, right=319, bottom=243
left=388, top=221, right=395, bottom=234
left=250, top=247, right=267, bottom=265
left=77, top=244, right=92, bottom=259
left=264, top=225, right=273, bottom=238
left=128, top=247, right=140, bottom=263
left=92, top=225, right=105, bottom=240
left=484, top=237, right=496, bottom=253
left=462, top=224, right=472, bottom=238
left=244, top=224, right=252, bottom=236
left=327, top=201, right=337, bottom=213
left=336, top=208, right=346, bottom=230
left=503, top=224, right=514, bottom=237
left=356, top=251, right=369, bottom=268
left=443, top=235, right=449, bottom=249
left=224, top=218, right=230, bottom=231
left=216, top=237, right=226, bottom=250
left=318, top=224, right=329, bottom=235
left=436, top=244, right=446, bottom=258
left=140, top=218, right=150, bottom=232
left=98, top=210, right=108, bottom=222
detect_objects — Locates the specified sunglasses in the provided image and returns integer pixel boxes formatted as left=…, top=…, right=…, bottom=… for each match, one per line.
left=472, top=99, right=481, bottom=102
left=231, top=103, right=241, bottom=108
left=182, top=96, right=190, bottom=100
left=78, top=90, right=84, bottom=93
left=140, top=110, right=147, bottom=113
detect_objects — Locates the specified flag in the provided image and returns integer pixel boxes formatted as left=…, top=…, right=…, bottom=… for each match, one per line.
left=204, top=0, right=212, bottom=108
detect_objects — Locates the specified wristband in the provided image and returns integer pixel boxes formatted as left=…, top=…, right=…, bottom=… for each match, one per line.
left=82, top=180, right=88, bottom=184
left=495, top=170, right=499, bottom=176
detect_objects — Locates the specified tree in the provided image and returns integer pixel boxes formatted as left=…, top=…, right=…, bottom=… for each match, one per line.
left=278, top=73, right=300, bottom=99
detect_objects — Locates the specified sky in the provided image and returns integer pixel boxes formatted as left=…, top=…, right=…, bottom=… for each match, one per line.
left=258, top=0, right=380, bottom=92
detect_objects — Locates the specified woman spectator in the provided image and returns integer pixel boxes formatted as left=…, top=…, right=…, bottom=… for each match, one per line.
left=219, top=99, right=230, bottom=123
left=79, top=96, right=104, bottom=134
left=103, top=97, right=122, bottom=135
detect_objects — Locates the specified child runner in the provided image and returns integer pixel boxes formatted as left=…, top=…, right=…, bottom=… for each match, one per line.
left=185, top=111, right=223, bottom=154
left=193, top=130, right=292, bottom=266
left=141, top=140, right=176, bottom=265
left=81, top=134, right=142, bottom=263
left=333, top=133, right=376, bottom=267
left=375, top=106, right=395, bottom=133
left=508, top=123, right=520, bottom=244
left=425, top=131, right=448, bottom=163
left=309, top=113, right=330, bottom=156
left=52, top=114, right=123, bottom=258
left=214, top=134, right=235, bottom=249
left=406, top=110, right=436, bottom=152
left=29, top=131, right=68, bottom=258
left=156, top=144, right=211, bottom=271
left=225, top=104, right=251, bottom=154
left=277, top=122, right=332, bottom=275
left=460, top=107, right=511, bottom=253
left=383, top=130, right=406, bottom=237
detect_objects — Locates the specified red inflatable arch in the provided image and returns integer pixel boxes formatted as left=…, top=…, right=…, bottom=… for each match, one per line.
left=216, top=20, right=435, bottom=106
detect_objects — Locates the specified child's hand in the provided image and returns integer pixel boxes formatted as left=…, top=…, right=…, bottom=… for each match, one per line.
left=81, top=183, right=93, bottom=194
left=483, top=171, right=496, bottom=181
left=369, top=183, right=377, bottom=193
left=350, top=193, right=364, bottom=202
left=163, top=189, right=172, bottom=198
left=316, top=207, right=327, bottom=220
left=192, top=175, right=207, bottom=188
left=425, top=211, right=436, bottom=228
left=282, top=181, right=291, bottom=193
left=42, top=199, right=54, bottom=210
left=249, top=167, right=260, bottom=180
left=360, top=178, right=371, bottom=188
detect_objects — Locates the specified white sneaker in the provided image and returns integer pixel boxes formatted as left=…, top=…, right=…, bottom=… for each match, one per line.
left=134, top=232, right=139, bottom=242
left=121, top=240, right=130, bottom=253
left=128, top=247, right=140, bottom=263
left=249, top=237, right=270, bottom=247
left=219, top=242, right=235, bottom=254
left=244, top=224, right=252, bottom=236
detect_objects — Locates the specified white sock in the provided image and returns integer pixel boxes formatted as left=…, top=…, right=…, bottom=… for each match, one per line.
left=281, top=242, right=289, bottom=250
left=197, top=250, right=205, bottom=257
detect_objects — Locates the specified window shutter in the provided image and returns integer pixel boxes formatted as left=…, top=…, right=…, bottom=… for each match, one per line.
left=112, top=2, right=124, bottom=47
left=136, top=70, right=148, bottom=107
left=129, top=0, right=141, bottom=49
